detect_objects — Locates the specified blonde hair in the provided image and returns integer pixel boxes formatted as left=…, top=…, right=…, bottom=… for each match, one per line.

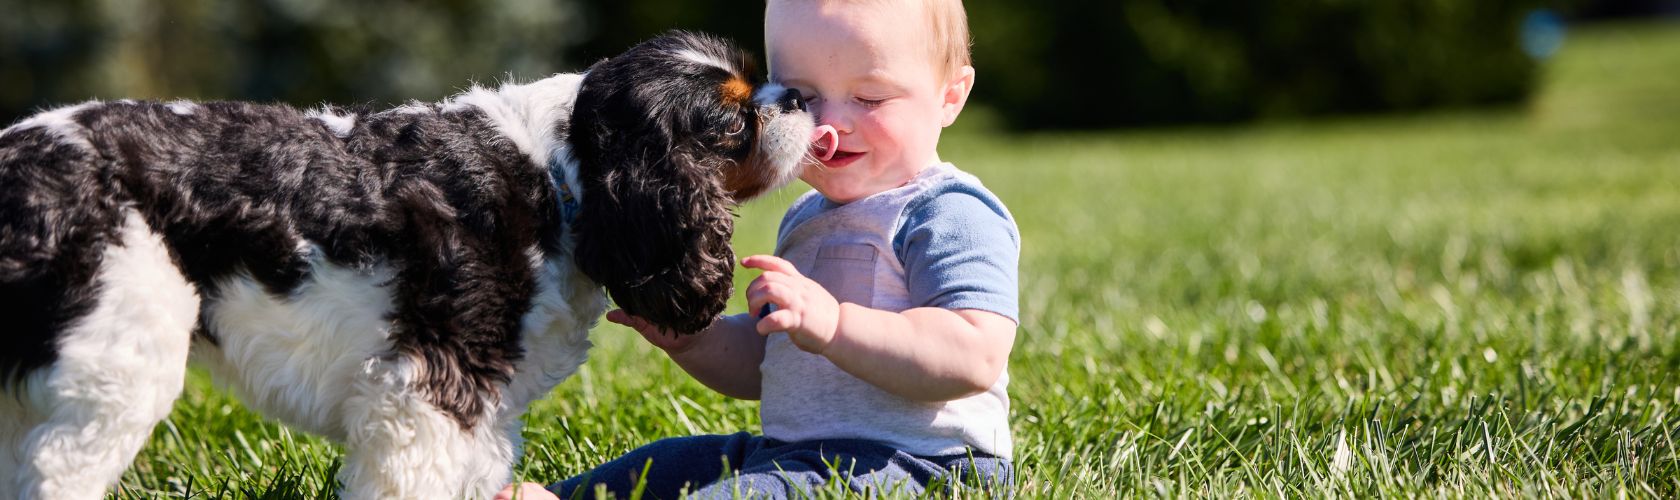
left=769, top=0, right=973, bottom=78
left=925, top=0, right=973, bottom=78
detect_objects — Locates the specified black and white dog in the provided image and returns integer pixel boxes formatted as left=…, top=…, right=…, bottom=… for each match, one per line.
left=0, top=32, right=821, bottom=499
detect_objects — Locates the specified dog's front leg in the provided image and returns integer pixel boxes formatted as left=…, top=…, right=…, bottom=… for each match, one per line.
left=337, top=356, right=516, bottom=500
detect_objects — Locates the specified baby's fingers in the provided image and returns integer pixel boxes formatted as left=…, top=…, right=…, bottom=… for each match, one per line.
left=747, top=281, right=794, bottom=316
left=606, top=309, right=653, bottom=331
left=757, top=309, right=799, bottom=334
left=742, top=255, right=800, bottom=276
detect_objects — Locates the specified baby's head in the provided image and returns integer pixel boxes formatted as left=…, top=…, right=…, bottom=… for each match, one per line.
left=766, top=0, right=975, bottom=203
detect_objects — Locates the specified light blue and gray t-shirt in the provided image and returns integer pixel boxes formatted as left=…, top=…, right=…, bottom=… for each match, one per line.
left=760, top=162, right=1020, bottom=459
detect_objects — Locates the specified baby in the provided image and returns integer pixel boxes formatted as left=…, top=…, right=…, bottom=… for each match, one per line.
left=501, top=0, right=1018, bottom=497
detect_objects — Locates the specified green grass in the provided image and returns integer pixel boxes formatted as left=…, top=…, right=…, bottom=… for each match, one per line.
left=116, top=21, right=1680, bottom=498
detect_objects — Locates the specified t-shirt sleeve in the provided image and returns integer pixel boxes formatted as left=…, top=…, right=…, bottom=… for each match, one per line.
left=894, top=184, right=1021, bottom=323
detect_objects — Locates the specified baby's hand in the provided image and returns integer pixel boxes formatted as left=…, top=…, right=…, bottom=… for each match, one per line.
left=606, top=309, right=702, bottom=354
left=742, top=255, right=839, bottom=353
left=495, top=482, right=559, bottom=500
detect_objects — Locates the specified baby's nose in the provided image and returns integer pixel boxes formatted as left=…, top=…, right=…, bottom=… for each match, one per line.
left=777, top=89, right=807, bottom=113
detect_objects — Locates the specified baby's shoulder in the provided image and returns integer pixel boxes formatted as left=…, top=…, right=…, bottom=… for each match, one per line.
left=775, top=189, right=830, bottom=233
left=892, top=166, right=1020, bottom=262
left=899, top=165, right=1016, bottom=230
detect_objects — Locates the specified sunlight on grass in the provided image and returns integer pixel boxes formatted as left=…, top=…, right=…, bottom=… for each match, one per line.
left=121, top=22, right=1680, bottom=498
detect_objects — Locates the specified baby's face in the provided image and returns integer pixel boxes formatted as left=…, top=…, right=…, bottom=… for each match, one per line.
left=766, top=0, right=963, bottom=203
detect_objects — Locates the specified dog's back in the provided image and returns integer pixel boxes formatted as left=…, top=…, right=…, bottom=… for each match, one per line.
left=0, top=100, right=565, bottom=374
left=0, top=98, right=582, bottom=499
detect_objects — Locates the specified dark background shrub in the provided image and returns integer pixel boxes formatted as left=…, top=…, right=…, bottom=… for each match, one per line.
left=0, top=0, right=1671, bottom=129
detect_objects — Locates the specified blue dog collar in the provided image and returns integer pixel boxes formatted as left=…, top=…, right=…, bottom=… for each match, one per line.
left=550, top=160, right=580, bottom=226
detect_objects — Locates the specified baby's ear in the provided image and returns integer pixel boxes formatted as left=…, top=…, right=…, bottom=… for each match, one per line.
left=942, top=65, right=976, bottom=127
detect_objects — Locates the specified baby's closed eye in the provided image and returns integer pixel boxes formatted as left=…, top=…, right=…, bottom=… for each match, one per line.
left=855, top=96, right=888, bottom=108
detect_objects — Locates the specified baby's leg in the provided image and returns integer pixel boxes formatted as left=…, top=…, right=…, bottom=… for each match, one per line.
left=550, top=432, right=762, bottom=499
left=685, top=440, right=1011, bottom=499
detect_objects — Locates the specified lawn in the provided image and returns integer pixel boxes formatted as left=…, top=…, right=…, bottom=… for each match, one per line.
left=116, top=21, right=1680, bottom=498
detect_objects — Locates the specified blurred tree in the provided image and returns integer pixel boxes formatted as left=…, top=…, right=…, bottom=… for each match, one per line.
left=0, top=0, right=1643, bottom=129
left=1570, top=0, right=1680, bottom=18
left=966, top=0, right=1556, bottom=129
left=565, top=2, right=764, bottom=66
left=0, top=0, right=108, bottom=120
left=0, top=0, right=585, bottom=122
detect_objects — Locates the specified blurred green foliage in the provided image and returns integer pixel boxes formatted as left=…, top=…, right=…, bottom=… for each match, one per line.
left=0, top=0, right=1607, bottom=129
left=0, top=0, right=585, bottom=122
left=966, top=0, right=1554, bottom=128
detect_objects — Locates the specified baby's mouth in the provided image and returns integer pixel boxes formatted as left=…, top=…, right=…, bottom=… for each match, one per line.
left=821, top=150, right=864, bottom=167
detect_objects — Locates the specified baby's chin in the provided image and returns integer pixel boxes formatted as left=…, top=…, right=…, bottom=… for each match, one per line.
left=800, top=173, right=920, bottom=204
left=799, top=175, right=865, bottom=203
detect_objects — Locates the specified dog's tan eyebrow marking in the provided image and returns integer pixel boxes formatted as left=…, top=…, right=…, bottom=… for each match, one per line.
left=721, top=77, right=752, bottom=104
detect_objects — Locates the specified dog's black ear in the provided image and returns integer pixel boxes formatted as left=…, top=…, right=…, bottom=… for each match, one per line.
left=569, top=76, right=736, bottom=335
left=571, top=143, right=735, bottom=334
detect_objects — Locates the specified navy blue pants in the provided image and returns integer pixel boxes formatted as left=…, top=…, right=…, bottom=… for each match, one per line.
left=548, top=432, right=1012, bottom=499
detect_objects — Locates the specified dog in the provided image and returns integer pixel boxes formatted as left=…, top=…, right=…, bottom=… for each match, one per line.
left=0, top=31, right=828, bottom=499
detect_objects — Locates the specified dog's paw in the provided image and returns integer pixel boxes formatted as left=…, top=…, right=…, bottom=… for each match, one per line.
left=495, top=482, right=560, bottom=500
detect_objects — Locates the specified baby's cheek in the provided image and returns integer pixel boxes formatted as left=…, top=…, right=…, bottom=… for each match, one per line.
left=806, top=98, right=837, bottom=123
left=859, top=111, right=905, bottom=136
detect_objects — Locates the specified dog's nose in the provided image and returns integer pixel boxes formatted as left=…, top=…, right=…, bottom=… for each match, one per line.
left=778, top=89, right=807, bottom=112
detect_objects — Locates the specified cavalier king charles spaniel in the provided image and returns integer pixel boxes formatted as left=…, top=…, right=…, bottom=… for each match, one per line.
left=0, top=31, right=829, bottom=499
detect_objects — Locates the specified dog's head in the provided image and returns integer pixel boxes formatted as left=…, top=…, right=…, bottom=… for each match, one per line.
left=569, top=31, right=815, bottom=334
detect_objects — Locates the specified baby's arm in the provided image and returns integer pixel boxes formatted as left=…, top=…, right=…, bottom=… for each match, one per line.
left=607, top=309, right=767, bottom=400
left=743, top=255, right=1016, bottom=402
